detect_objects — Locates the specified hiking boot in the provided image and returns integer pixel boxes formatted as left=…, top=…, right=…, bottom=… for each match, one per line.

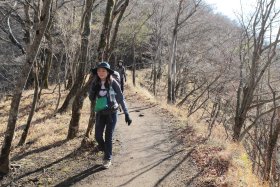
left=103, top=160, right=111, bottom=169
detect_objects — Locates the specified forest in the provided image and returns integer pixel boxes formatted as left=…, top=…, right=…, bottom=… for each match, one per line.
left=0, top=0, right=280, bottom=186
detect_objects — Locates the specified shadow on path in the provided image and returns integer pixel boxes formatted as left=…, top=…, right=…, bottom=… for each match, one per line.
left=117, top=149, right=189, bottom=187
left=13, top=146, right=87, bottom=182
left=126, top=104, right=157, bottom=114
left=12, top=140, right=67, bottom=161
left=54, top=165, right=105, bottom=187
left=153, top=148, right=196, bottom=187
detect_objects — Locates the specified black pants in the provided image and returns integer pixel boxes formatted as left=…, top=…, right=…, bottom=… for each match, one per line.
left=95, top=112, right=117, bottom=160
left=120, top=79, right=124, bottom=92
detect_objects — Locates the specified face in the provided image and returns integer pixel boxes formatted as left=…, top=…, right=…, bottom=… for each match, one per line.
left=97, top=67, right=109, bottom=81
left=118, top=62, right=122, bottom=66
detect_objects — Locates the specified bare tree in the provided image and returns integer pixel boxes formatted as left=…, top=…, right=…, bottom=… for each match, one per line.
left=0, top=0, right=52, bottom=175
left=107, top=0, right=129, bottom=56
left=263, top=85, right=280, bottom=181
left=97, top=0, right=115, bottom=61
left=167, top=0, right=201, bottom=104
left=233, top=0, right=280, bottom=141
left=40, top=21, right=54, bottom=89
left=67, top=0, right=95, bottom=139
left=148, top=1, right=168, bottom=96
left=59, top=0, right=128, bottom=115
left=17, top=61, right=40, bottom=146
left=97, top=0, right=129, bottom=62
left=0, top=1, right=26, bottom=54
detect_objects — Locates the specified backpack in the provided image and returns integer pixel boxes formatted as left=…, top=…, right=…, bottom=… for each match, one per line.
left=112, top=71, right=121, bottom=86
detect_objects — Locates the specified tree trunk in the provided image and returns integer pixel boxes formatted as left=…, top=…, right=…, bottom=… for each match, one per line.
left=232, top=0, right=280, bottom=142
left=42, top=48, right=53, bottom=89
left=0, top=0, right=52, bottom=175
left=97, top=0, right=115, bottom=61
left=67, top=78, right=92, bottom=139
left=171, top=37, right=177, bottom=104
left=264, top=119, right=280, bottom=181
left=167, top=29, right=177, bottom=104
left=132, top=35, right=136, bottom=86
left=152, top=62, right=157, bottom=96
left=67, top=0, right=95, bottom=139
left=57, top=81, right=81, bottom=113
left=59, top=0, right=102, bottom=114
left=85, top=102, right=95, bottom=138
left=108, top=0, right=129, bottom=57
left=153, top=36, right=161, bottom=96
left=18, top=63, right=40, bottom=146
left=54, top=53, right=64, bottom=112
left=167, top=0, right=200, bottom=104
left=65, top=64, right=72, bottom=90
left=25, top=70, right=35, bottom=89
left=42, top=19, right=53, bottom=89
left=82, top=0, right=130, bottom=141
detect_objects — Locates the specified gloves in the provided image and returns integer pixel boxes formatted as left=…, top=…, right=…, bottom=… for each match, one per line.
left=125, top=113, right=132, bottom=126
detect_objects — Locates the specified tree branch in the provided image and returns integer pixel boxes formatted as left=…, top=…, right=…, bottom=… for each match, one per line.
left=7, top=16, right=25, bottom=54
left=239, top=105, right=280, bottom=141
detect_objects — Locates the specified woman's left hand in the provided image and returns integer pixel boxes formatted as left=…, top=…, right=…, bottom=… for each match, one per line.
left=125, top=113, right=132, bottom=126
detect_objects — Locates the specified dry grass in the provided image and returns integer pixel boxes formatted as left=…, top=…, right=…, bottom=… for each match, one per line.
left=0, top=85, right=98, bottom=186
left=225, top=144, right=268, bottom=187
left=0, top=86, right=90, bottom=152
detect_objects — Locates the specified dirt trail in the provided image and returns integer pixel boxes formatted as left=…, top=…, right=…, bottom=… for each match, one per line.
left=73, top=92, right=199, bottom=187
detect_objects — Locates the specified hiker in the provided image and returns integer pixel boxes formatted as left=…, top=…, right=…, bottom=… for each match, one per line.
left=89, top=62, right=132, bottom=169
left=115, top=60, right=126, bottom=92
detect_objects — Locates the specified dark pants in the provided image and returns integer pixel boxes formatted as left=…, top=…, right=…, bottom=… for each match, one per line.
left=120, top=78, right=124, bottom=92
left=95, top=112, right=117, bottom=160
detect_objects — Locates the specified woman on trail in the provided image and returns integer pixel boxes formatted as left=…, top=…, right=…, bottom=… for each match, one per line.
left=89, top=62, right=132, bottom=169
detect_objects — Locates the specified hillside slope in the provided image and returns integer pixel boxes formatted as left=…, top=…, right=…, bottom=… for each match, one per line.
left=0, top=83, right=230, bottom=187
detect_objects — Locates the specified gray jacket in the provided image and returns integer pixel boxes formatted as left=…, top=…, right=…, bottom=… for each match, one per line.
left=89, top=79, right=128, bottom=114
